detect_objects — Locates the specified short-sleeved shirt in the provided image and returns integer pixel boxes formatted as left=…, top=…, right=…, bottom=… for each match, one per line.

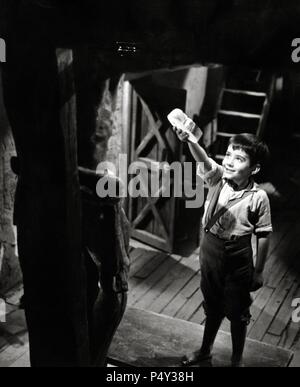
left=197, top=158, right=273, bottom=240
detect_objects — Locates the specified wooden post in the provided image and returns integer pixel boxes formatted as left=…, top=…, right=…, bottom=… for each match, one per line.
left=2, top=34, right=90, bottom=365
left=56, top=49, right=90, bottom=366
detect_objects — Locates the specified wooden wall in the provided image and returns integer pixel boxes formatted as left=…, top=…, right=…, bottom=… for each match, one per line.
left=0, top=70, right=22, bottom=294
left=73, top=49, right=126, bottom=171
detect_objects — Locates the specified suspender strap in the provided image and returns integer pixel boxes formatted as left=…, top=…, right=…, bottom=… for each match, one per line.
left=205, top=190, right=254, bottom=233
left=205, top=181, right=224, bottom=225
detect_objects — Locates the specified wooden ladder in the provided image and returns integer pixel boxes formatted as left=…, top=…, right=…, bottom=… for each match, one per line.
left=212, top=68, right=276, bottom=162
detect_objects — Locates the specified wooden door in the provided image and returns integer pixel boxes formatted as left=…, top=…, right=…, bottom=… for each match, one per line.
left=127, top=79, right=186, bottom=253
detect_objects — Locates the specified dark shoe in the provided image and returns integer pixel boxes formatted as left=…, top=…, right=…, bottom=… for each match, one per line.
left=181, top=350, right=212, bottom=366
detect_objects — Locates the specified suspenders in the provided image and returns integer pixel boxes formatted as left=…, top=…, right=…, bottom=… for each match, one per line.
left=204, top=184, right=254, bottom=234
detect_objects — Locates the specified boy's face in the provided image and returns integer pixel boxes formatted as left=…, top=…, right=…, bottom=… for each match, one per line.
left=222, top=145, right=258, bottom=187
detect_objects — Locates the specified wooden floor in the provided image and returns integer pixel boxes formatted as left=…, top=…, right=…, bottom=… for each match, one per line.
left=1, top=153, right=300, bottom=367
left=108, top=306, right=293, bottom=367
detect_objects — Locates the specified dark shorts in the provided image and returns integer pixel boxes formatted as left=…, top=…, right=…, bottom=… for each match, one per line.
left=200, top=232, right=254, bottom=323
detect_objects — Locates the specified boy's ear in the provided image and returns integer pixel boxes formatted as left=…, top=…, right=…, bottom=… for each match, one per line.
left=251, top=164, right=261, bottom=176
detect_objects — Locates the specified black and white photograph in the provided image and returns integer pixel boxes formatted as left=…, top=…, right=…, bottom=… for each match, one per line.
left=1, top=0, right=300, bottom=371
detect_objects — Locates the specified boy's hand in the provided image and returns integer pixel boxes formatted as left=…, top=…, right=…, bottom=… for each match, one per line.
left=250, top=271, right=264, bottom=292
left=172, top=126, right=190, bottom=142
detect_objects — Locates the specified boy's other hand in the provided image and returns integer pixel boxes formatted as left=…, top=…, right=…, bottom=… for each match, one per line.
left=250, top=271, right=264, bottom=292
left=172, top=126, right=189, bottom=142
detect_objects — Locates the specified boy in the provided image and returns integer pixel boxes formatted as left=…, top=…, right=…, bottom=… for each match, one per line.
left=174, top=128, right=272, bottom=367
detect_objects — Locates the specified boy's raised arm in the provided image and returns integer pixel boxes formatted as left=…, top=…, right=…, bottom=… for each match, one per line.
left=188, top=142, right=213, bottom=173
left=173, top=127, right=213, bottom=173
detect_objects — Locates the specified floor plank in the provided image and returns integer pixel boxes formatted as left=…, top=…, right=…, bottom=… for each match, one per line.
left=189, top=306, right=207, bottom=325
left=108, top=307, right=293, bottom=368
left=9, top=350, right=30, bottom=368
left=161, top=273, right=200, bottom=318
left=0, top=332, right=29, bottom=368
left=146, top=255, right=199, bottom=314
left=248, top=286, right=275, bottom=332
left=263, top=333, right=281, bottom=347
left=248, top=271, right=297, bottom=341
left=268, top=282, right=299, bottom=337
left=289, top=350, right=300, bottom=367
left=174, top=288, right=203, bottom=321
left=133, top=255, right=183, bottom=310
left=129, top=251, right=165, bottom=278
left=128, top=254, right=180, bottom=306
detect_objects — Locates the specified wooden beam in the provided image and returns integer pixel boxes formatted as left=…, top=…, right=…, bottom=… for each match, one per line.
left=56, top=49, right=90, bottom=366
left=3, top=1, right=300, bottom=69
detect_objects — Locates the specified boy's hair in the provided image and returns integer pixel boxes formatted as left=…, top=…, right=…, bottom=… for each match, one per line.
left=229, top=133, right=270, bottom=167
